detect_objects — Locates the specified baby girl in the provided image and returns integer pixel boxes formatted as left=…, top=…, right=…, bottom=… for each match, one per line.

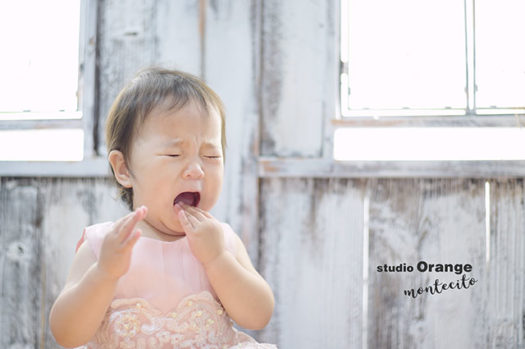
left=49, top=68, right=276, bottom=348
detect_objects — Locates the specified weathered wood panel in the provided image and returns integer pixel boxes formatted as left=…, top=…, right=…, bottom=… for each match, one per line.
left=259, top=178, right=365, bottom=347
left=97, top=0, right=202, bottom=156
left=486, top=179, right=525, bottom=347
left=367, top=179, right=487, bottom=348
left=0, top=177, right=127, bottom=348
left=0, top=179, right=42, bottom=348
left=260, top=0, right=336, bottom=157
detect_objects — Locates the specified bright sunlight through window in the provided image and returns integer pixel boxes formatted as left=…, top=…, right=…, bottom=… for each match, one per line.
left=0, top=0, right=83, bottom=161
left=336, top=0, right=525, bottom=161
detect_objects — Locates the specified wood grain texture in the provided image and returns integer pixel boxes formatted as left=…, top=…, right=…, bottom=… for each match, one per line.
left=0, top=178, right=42, bottom=348
left=367, top=179, right=486, bottom=349
left=486, top=179, right=525, bottom=347
left=258, top=178, right=365, bottom=347
left=258, top=157, right=525, bottom=178
left=96, top=0, right=202, bottom=156
left=0, top=177, right=128, bottom=348
left=260, top=0, right=336, bottom=157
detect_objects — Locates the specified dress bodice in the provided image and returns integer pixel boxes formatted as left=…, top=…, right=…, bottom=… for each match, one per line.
left=76, top=221, right=276, bottom=349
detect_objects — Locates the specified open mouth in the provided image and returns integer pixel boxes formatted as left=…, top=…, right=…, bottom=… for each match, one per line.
left=173, top=192, right=201, bottom=207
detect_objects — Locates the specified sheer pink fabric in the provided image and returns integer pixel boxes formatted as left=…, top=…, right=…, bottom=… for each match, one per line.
left=76, top=222, right=276, bottom=349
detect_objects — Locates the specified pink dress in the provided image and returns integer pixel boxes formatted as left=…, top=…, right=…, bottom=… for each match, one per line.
left=76, top=221, right=277, bottom=349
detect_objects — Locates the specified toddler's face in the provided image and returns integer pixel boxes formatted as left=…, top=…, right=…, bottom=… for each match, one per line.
left=127, top=100, right=224, bottom=236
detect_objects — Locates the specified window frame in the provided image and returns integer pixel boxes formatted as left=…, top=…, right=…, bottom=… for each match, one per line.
left=0, top=0, right=109, bottom=177
left=338, top=0, right=525, bottom=120
left=259, top=0, right=525, bottom=179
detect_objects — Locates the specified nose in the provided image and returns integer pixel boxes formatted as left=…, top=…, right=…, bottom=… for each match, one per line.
left=183, top=161, right=204, bottom=179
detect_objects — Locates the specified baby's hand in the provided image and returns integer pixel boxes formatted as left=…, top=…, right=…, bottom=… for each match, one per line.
left=176, top=203, right=225, bottom=266
left=97, top=206, right=147, bottom=280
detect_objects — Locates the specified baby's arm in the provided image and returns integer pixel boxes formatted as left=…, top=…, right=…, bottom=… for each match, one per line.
left=49, top=242, right=119, bottom=347
left=49, top=207, right=146, bottom=347
left=177, top=204, right=274, bottom=330
left=205, top=233, right=275, bottom=330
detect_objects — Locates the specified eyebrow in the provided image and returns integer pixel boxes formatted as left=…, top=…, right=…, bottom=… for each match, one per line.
left=163, top=139, right=221, bottom=148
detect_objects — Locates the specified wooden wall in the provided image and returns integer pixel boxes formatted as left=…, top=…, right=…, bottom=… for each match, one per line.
left=1, top=0, right=524, bottom=348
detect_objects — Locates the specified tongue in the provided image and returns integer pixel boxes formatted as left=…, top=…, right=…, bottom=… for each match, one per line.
left=174, top=192, right=196, bottom=206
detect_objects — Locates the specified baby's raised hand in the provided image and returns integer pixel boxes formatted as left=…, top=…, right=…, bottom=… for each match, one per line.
left=97, top=206, right=147, bottom=280
left=176, top=203, right=225, bottom=266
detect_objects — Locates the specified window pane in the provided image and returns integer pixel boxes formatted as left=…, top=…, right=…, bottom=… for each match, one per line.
left=0, top=0, right=80, bottom=113
left=345, top=0, right=466, bottom=110
left=475, top=0, right=525, bottom=109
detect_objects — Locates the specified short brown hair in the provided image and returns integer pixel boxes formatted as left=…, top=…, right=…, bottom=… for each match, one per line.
left=105, top=67, right=226, bottom=210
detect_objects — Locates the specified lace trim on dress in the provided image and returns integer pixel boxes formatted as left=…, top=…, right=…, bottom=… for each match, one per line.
left=80, top=291, right=276, bottom=349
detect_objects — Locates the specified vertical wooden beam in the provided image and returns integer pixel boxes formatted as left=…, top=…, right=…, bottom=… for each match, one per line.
left=260, top=0, right=335, bottom=157
left=486, top=179, right=525, bottom=347
left=78, top=0, right=99, bottom=158
left=259, top=178, right=365, bottom=346
left=205, top=0, right=261, bottom=263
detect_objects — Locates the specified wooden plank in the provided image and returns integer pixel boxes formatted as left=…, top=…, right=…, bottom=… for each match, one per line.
left=258, top=157, right=525, bottom=179
left=260, top=0, right=335, bottom=157
left=0, top=178, right=42, bottom=348
left=367, top=179, right=486, bottom=348
left=153, top=0, right=202, bottom=75
left=78, top=0, right=98, bottom=158
left=204, top=0, right=261, bottom=262
left=258, top=178, right=364, bottom=347
left=486, top=179, right=525, bottom=347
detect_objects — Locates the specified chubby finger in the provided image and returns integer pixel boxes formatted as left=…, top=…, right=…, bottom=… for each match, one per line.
left=188, top=204, right=213, bottom=219
left=122, top=228, right=141, bottom=250
left=181, top=204, right=207, bottom=222
left=112, top=210, right=136, bottom=234
left=119, top=206, right=147, bottom=243
left=178, top=209, right=193, bottom=231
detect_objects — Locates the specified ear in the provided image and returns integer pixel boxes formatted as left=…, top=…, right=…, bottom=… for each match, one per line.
left=108, top=150, right=132, bottom=188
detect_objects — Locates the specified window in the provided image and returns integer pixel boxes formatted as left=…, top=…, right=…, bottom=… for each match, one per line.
left=340, top=0, right=525, bottom=117
left=0, top=0, right=83, bottom=162
left=335, top=0, right=525, bottom=162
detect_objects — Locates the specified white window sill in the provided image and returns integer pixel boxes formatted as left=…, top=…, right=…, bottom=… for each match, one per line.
left=0, top=158, right=110, bottom=177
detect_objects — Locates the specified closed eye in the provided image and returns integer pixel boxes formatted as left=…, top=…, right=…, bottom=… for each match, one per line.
left=166, top=154, right=181, bottom=158
left=204, top=155, right=222, bottom=159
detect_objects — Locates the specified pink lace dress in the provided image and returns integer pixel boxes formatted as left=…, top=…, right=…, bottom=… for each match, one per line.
left=76, top=221, right=277, bottom=349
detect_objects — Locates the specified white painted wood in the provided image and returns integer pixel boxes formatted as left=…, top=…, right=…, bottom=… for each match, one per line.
left=0, top=180, right=41, bottom=348
left=0, top=178, right=129, bottom=348
left=333, top=114, right=525, bottom=128
left=486, top=179, right=525, bottom=347
left=258, top=157, right=525, bottom=178
left=204, top=0, right=261, bottom=262
left=367, top=179, right=486, bottom=349
left=153, top=0, right=202, bottom=76
left=78, top=0, right=98, bottom=159
left=260, top=0, right=334, bottom=157
left=97, top=0, right=156, bottom=155
left=259, top=178, right=365, bottom=347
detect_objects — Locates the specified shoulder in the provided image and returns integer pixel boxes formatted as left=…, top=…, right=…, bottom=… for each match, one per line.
left=76, top=221, right=114, bottom=257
